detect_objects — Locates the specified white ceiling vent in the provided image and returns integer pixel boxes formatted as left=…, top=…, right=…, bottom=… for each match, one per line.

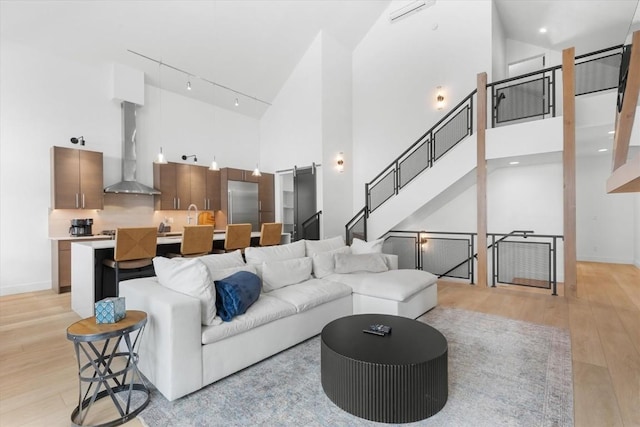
left=389, top=0, right=435, bottom=23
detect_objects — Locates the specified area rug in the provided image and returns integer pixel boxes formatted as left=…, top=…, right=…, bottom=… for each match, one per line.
left=137, top=307, right=573, bottom=427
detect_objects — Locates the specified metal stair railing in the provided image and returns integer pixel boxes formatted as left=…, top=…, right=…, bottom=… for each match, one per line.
left=301, top=210, right=322, bottom=240
left=346, top=44, right=625, bottom=245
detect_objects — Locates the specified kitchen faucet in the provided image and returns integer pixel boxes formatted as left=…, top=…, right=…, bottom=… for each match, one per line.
left=187, top=204, right=199, bottom=225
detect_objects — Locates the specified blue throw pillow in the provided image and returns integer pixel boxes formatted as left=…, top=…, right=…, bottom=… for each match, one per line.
left=214, top=271, right=261, bottom=322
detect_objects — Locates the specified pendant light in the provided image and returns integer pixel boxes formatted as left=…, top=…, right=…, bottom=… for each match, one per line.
left=252, top=96, right=261, bottom=177
left=156, top=146, right=168, bottom=164
left=209, top=156, right=219, bottom=171
left=154, top=62, right=168, bottom=164
left=209, top=88, right=220, bottom=171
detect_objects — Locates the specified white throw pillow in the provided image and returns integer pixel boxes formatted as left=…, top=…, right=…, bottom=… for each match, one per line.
left=305, top=236, right=346, bottom=257
left=262, top=257, right=312, bottom=292
left=244, top=240, right=306, bottom=265
left=198, top=250, right=245, bottom=275
left=152, top=256, right=219, bottom=326
left=208, top=264, right=257, bottom=281
left=351, top=237, right=384, bottom=254
left=312, top=246, right=351, bottom=278
left=334, top=253, right=389, bottom=274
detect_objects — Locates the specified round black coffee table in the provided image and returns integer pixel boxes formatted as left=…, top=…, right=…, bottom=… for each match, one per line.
left=321, top=314, right=447, bottom=423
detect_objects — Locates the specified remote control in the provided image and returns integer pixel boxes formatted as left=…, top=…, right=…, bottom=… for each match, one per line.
left=363, top=324, right=392, bottom=336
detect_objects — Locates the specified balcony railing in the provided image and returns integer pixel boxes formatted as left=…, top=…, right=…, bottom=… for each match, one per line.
left=380, top=229, right=563, bottom=295
left=488, top=66, right=559, bottom=127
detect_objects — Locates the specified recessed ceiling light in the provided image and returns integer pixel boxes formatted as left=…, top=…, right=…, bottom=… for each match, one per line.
left=539, top=28, right=547, bottom=34
left=509, top=161, right=520, bottom=165
left=598, top=148, right=608, bottom=152
left=608, top=130, right=615, bottom=134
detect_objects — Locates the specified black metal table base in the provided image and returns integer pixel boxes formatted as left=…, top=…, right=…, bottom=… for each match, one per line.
left=68, top=315, right=149, bottom=427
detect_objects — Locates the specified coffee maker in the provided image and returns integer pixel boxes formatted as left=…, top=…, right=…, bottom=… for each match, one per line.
left=69, top=218, right=93, bottom=236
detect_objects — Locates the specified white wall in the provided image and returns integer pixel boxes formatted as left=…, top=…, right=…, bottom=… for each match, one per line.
left=506, top=39, right=562, bottom=70
left=576, top=153, right=637, bottom=264
left=260, top=31, right=355, bottom=239
left=1, top=40, right=118, bottom=294
left=260, top=34, right=323, bottom=173
left=352, top=0, right=493, bottom=212
left=0, top=39, right=259, bottom=295
left=321, top=32, right=353, bottom=239
left=491, top=0, right=507, bottom=81
left=405, top=162, right=564, bottom=235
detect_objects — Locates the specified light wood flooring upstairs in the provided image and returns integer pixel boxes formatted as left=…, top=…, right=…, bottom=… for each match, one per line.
left=0, top=261, right=638, bottom=426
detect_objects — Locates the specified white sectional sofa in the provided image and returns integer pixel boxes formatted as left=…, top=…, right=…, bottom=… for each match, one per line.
left=119, top=237, right=437, bottom=401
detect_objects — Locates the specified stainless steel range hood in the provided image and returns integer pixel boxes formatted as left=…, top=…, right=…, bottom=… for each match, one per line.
left=104, top=101, right=161, bottom=195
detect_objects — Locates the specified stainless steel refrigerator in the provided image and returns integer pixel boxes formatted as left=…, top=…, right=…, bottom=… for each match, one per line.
left=227, top=180, right=259, bottom=231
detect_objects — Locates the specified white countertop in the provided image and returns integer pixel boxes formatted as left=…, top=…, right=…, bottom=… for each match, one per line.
left=71, top=231, right=264, bottom=249
left=49, top=235, right=113, bottom=241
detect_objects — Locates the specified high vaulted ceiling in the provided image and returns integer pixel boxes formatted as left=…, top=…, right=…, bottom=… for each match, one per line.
left=0, top=0, right=391, bottom=117
left=1, top=0, right=639, bottom=118
left=494, top=0, right=639, bottom=54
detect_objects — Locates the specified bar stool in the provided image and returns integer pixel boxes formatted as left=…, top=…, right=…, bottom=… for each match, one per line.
left=213, top=223, right=252, bottom=254
left=102, top=227, right=157, bottom=296
left=175, top=225, right=215, bottom=257
left=259, top=222, right=282, bottom=246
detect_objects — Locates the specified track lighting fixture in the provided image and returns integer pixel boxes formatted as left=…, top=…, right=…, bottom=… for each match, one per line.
left=182, top=154, right=198, bottom=163
left=127, top=50, right=272, bottom=107
left=70, top=136, right=85, bottom=145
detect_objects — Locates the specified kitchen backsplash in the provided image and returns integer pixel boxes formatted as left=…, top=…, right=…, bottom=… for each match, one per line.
left=48, top=193, right=217, bottom=237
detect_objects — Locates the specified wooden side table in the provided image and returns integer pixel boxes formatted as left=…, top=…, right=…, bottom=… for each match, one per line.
left=67, top=310, right=150, bottom=427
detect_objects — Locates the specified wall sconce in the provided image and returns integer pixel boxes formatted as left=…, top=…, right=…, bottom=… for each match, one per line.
left=70, top=136, right=85, bottom=146
left=336, top=152, right=345, bottom=173
left=181, top=154, right=198, bottom=163
left=436, top=86, right=445, bottom=110
left=155, top=147, right=168, bottom=164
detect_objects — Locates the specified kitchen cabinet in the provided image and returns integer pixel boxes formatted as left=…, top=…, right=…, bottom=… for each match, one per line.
left=153, top=162, right=207, bottom=210
left=205, top=169, right=221, bottom=211
left=51, top=237, right=108, bottom=293
left=154, top=162, right=177, bottom=210
left=224, top=167, right=260, bottom=183
left=259, top=172, right=275, bottom=224
left=51, top=146, right=104, bottom=209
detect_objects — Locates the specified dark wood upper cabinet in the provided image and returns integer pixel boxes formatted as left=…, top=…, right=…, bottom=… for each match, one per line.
left=51, top=146, right=103, bottom=210
left=154, top=162, right=220, bottom=211
left=154, top=162, right=178, bottom=210
left=259, top=172, right=275, bottom=213
left=205, top=169, right=221, bottom=211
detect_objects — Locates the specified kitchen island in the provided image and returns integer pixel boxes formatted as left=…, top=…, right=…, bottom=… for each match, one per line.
left=71, top=231, right=290, bottom=318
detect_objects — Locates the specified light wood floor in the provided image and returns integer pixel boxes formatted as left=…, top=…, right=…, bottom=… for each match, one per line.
left=0, top=261, right=638, bottom=426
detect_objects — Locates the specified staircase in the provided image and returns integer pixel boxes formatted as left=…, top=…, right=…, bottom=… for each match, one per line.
left=346, top=44, right=629, bottom=243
